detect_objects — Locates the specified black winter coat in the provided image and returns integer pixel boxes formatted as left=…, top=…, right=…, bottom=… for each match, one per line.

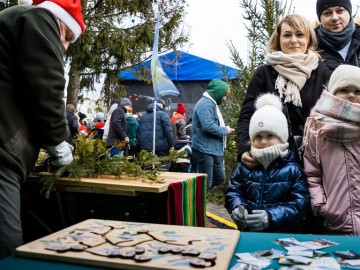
left=0, top=6, right=68, bottom=180
left=66, top=110, right=79, bottom=144
left=225, top=150, right=310, bottom=232
left=236, top=63, right=331, bottom=161
left=107, top=106, right=127, bottom=147
left=316, top=24, right=360, bottom=71
left=139, top=103, right=174, bottom=152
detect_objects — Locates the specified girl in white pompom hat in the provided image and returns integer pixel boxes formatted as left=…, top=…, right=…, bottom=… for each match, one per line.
left=225, top=93, right=310, bottom=233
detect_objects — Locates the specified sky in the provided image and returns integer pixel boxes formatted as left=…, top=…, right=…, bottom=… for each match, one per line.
left=183, top=0, right=359, bottom=68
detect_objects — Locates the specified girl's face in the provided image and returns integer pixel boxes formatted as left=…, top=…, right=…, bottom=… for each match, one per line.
left=252, top=131, right=283, bottom=149
left=334, top=87, right=360, bottom=104
left=280, top=22, right=308, bottom=54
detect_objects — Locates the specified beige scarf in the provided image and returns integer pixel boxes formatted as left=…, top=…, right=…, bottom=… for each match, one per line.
left=251, top=142, right=289, bottom=169
left=265, top=51, right=319, bottom=107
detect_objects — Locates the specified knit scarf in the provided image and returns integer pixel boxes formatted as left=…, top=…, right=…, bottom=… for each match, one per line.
left=317, top=19, right=355, bottom=50
left=250, top=142, right=289, bottom=169
left=203, top=92, right=227, bottom=149
left=265, top=51, right=319, bottom=107
left=303, top=91, right=360, bottom=146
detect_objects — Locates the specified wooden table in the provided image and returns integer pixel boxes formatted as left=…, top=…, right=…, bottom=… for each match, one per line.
left=15, top=219, right=240, bottom=270
left=2, top=231, right=359, bottom=270
left=22, top=172, right=207, bottom=242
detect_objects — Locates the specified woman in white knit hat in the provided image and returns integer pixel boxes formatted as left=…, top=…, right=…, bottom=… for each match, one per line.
left=303, top=64, right=360, bottom=235
left=225, top=93, right=310, bottom=232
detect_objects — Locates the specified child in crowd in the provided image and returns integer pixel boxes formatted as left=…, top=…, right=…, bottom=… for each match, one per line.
left=225, top=93, right=310, bottom=232
left=170, top=102, right=188, bottom=146
left=303, top=65, right=360, bottom=235
left=170, top=135, right=192, bottom=173
left=78, top=112, right=90, bottom=136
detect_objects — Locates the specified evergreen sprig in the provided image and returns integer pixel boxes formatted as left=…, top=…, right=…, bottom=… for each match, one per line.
left=37, top=134, right=186, bottom=198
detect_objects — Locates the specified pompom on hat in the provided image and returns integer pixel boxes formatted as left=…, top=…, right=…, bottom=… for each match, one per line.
left=316, top=0, right=352, bottom=20
left=249, top=93, right=289, bottom=143
left=176, top=102, right=187, bottom=114
left=328, top=64, right=360, bottom=95
left=18, top=0, right=85, bottom=41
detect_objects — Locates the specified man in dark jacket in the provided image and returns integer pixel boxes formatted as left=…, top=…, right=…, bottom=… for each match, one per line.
left=315, top=0, right=360, bottom=71
left=66, top=103, right=79, bottom=145
left=139, top=99, right=174, bottom=168
left=107, top=98, right=131, bottom=157
left=0, top=0, right=85, bottom=257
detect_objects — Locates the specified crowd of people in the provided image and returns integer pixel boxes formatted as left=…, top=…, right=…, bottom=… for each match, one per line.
left=0, top=0, right=359, bottom=259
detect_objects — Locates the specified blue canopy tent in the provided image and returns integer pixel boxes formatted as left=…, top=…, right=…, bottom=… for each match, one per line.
left=118, top=50, right=239, bottom=116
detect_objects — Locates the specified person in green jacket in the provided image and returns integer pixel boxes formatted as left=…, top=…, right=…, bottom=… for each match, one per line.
left=125, top=106, right=140, bottom=157
left=0, top=0, right=85, bottom=257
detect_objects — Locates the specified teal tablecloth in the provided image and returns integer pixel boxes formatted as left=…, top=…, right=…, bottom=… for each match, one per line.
left=229, top=232, right=360, bottom=269
left=1, top=232, right=359, bottom=269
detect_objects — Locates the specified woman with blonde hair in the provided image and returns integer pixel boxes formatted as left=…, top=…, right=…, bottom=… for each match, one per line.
left=236, top=14, right=331, bottom=167
left=235, top=14, right=331, bottom=233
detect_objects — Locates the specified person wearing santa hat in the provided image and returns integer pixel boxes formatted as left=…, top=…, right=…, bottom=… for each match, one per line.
left=0, top=0, right=85, bottom=257
left=170, top=102, right=188, bottom=147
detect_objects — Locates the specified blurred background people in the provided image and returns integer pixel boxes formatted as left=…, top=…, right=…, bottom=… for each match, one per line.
left=66, top=103, right=79, bottom=145
left=139, top=99, right=174, bottom=170
left=107, top=98, right=131, bottom=157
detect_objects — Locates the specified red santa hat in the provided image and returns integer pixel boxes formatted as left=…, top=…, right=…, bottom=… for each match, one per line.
left=176, top=102, right=187, bottom=114
left=18, top=0, right=85, bottom=41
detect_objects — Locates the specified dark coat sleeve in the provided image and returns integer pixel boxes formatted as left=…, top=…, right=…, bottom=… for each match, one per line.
left=17, top=8, right=69, bottom=145
left=111, top=108, right=127, bottom=141
left=225, top=163, right=253, bottom=214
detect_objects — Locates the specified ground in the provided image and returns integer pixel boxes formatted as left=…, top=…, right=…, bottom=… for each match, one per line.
left=205, top=183, right=236, bottom=229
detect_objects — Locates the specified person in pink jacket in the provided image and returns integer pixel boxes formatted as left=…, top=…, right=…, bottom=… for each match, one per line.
left=303, top=64, right=360, bottom=235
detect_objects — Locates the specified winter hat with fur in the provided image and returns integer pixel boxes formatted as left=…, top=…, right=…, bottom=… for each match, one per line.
left=176, top=102, right=187, bottom=114
left=316, top=0, right=352, bottom=20
left=18, top=0, right=85, bottom=41
left=328, top=64, right=360, bottom=95
left=249, top=93, right=288, bottom=143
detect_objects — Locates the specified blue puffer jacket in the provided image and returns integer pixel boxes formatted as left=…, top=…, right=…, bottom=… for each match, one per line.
left=139, top=103, right=174, bottom=151
left=225, top=150, right=310, bottom=232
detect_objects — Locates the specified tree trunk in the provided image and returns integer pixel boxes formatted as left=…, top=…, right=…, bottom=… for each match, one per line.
left=66, top=64, right=81, bottom=108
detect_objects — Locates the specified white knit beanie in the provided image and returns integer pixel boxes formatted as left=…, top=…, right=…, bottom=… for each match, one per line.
left=249, top=93, right=289, bottom=143
left=328, top=65, right=360, bottom=95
